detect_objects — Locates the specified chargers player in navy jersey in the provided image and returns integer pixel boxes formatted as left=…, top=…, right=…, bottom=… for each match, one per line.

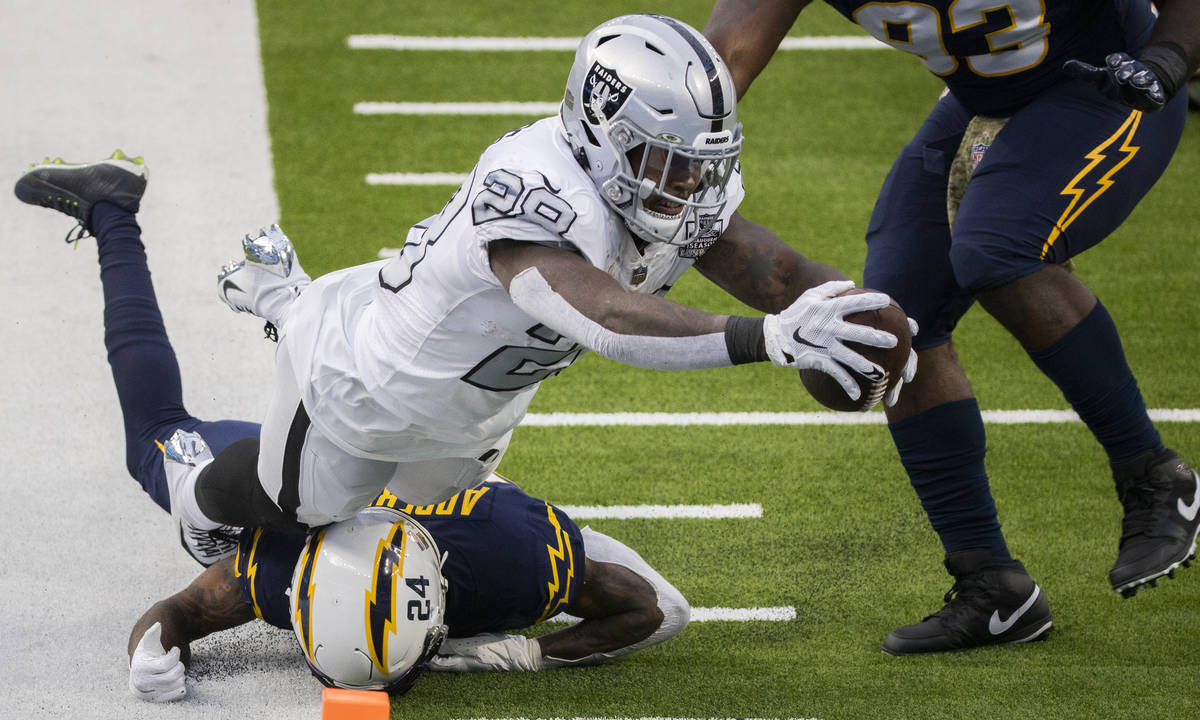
left=12, top=156, right=688, bottom=702
left=706, top=0, right=1200, bottom=654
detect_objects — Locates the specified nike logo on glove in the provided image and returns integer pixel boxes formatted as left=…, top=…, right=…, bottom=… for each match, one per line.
left=988, top=585, right=1041, bottom=635
left=792, top=329, right=826, bottom=349
left=1177, top=469, right=1200, bottom=522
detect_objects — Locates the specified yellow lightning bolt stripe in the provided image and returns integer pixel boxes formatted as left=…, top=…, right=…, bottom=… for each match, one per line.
left=536, top=502, right=575, bottom=623
left=294, top=529, right=325, bottom=659
left=1041, top=109, right=1142, bottom=260
left=364, top=522, right=407, bottom=674
left=245, top=528, right=265, bottom=620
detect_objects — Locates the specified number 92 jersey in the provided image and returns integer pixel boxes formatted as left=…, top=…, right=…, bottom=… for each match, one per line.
left=236, top=476, right=586, bottom=637
left=281, top=116, right=744, bottom=462
left=824, top=0, right=1157, bottom=115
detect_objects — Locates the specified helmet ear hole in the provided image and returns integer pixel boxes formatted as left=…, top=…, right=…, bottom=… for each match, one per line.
left=579, top=121, right=601, bottom=148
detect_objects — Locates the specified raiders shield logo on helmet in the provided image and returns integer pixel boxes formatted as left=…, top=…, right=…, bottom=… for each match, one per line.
left=582, top=62, right=632, bottom=124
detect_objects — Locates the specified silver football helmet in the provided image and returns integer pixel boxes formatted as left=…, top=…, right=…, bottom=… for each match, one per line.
left=560, top=14, right=743, bottom=245
left=290, top=507, right=448, bottom=694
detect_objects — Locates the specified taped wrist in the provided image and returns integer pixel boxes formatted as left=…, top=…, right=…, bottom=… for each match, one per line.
left=1139, top=42, right=1190, bottom=98
left=724, top=315, right=768, bottom=365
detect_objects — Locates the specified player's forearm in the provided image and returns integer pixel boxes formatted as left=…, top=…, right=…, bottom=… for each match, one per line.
left=704, top=0, right=812, bottom=97
left=695, top=213, right=849, bottom=314
left=535, top=607, right=663, bottom=662
left=1148, top=0, right=1200, bottom=78
left=128, top=558, right=255, bottom=664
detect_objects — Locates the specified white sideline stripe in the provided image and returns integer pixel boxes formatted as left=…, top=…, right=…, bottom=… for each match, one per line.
left=356, top=101, right=560, bottom=115
left=348, top=34, right=886, bottom=51
left=456, top=718, right=817, bottom=720
left=511, top=409, right=1200, bottom=426
left=556, top=503, right=762, bottom=519
left=546, top=606, right=796, bottom=624
left=367, top=172, right=468, bottom=186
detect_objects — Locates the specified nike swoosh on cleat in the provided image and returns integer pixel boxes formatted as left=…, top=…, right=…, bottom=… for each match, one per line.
left=1178, top=470, right=1200, bottom=522
left=988, top=585, right=1042, bottom=635
left=221, top=278, right=244, bottom=300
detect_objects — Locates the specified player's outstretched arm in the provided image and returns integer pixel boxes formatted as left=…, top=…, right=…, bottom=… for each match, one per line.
left=704, top=0, right=813, bottom=98
left=429, top=529, right=687, bottom=672
left=127, top=556, right=256, bottom=701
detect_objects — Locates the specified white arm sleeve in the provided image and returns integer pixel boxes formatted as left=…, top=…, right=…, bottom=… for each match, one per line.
left=507, top=266, right=733, bottom=370
left=540, top=527, right=690, bottom=668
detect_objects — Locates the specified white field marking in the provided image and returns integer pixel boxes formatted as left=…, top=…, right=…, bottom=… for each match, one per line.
left=366, top=172, right=468, bottom=186
left=509, top=409, right=1200, bottom=426
left=348, top=34, right=886, bottom=51
left=356, top=101, right=560, bottom=115
left=556, top=503, right=762, bottom=520
left=545, top=606, right=796, bottom=624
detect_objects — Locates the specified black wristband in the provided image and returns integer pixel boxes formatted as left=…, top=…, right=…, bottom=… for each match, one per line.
left=1139, top=42, right=1190, bottom=99
left=724, top=315, right=768, bottom=365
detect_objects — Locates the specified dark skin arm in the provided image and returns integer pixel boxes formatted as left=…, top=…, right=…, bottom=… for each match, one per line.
left=488, top=211, right=845, bottom=337
left=127, top=556, right=256, bottom=666
left=704, top=0, right=813, bottom=99
left=534, top=558, right=663, bottom=661
left=488, top=239, right=728, bottom=337
left=694, top=211, right=848, bottom=314
left=1150, top=0, right=1200, bottom=76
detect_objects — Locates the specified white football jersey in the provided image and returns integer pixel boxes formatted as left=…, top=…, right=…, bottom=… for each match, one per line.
left=282, top=117, right=745, bottom=461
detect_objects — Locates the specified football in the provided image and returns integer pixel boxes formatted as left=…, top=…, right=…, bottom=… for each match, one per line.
left=799, top=288, right=913, bottom=412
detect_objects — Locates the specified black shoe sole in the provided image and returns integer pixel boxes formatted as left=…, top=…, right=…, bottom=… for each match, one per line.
left=880, top=619, right=1054, bottom=656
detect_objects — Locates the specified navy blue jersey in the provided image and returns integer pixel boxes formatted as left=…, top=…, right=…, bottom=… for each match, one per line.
left=823, top=0, right=1156, bottom=115
left=235, top=477, right=585, bottom=637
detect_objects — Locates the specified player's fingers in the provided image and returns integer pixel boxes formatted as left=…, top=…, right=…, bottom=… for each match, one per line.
left=1062, top=58, right=1102, bottom=80
left=813, top=356, right=863, bottom=401
left=902, top=348, right=918, bottom=383
left=907, top=317, right=919, bottom=336
left=831, top=290, right=890, bottom=316
left=136, top=622, right=165, bottom=654
left=838, top=322, right=897, bottom=349
left=428, top=655, right=468, bottom=672
left=809, top=279, right=856, bottom=300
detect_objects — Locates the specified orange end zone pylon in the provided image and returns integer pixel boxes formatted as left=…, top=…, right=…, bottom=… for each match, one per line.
left=321, top=688, right=390, bottom=720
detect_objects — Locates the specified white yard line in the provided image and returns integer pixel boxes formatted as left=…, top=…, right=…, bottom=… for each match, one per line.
left=356, top=101, right=560, bottom=115
left=510, top=410, right=1200, bottom=426
left=348, top=34, right=886, bottom=51
left=557, top=503, right=762, bottom=519
left=546, top=606, right=796, bottom=624
left=367, top=172, right=470, bottom=185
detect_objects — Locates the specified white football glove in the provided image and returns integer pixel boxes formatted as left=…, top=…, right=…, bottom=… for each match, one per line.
left=884, top=318, right=920, bottom=407
left=764, top=280, right=897, bottom=400
left=428, top=633, right=542, bottom=672
left=129, top=622, right=186, bottom=703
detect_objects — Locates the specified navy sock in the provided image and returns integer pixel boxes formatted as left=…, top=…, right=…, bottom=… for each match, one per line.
left=94, top=202, right=195, bottom=506
left=889, top=398, right=1011, bottom=564
left=1028, top=301, right=1163, bottom=463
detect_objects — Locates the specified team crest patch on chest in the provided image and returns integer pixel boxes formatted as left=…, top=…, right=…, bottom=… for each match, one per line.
left=583, top=62, right=632, bottom=124
left=679, top=213, right=724, bottom=259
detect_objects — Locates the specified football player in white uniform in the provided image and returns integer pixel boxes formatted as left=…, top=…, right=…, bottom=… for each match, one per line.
left=180, top=14, right=915, bottom=547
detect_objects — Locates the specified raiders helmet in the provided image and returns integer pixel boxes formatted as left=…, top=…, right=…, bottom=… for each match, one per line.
left=290, top=507, right=448, bottom=694
left=560, top=14, right=743, bottom=245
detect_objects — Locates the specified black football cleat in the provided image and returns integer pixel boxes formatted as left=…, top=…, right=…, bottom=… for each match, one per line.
left=1110, top=448, right=1200, bottom=597
left=14, top=150, right=147, bottom=239
left=882, top=549, right=1053, bottom=655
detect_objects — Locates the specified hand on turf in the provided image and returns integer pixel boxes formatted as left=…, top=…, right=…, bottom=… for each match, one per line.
left=129, top=622, right=186, bottom=702
left=884, top=318, right=919, bottom=407
left=428, top=633, right=542, bottom=672
left=764, top=280, right=895, bottom=401
left=1063, top=52, right=1167, bottom=112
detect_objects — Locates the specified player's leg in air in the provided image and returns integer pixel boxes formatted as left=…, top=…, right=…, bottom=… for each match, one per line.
left=864, top=79, right=1193, bottom=654
left=14, top=152, right=261, bottom=565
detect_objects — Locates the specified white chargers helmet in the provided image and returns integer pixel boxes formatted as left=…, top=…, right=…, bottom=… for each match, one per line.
left=290, top=507, right=448, bottom=694
left=560, top=13, right=743, bottom=245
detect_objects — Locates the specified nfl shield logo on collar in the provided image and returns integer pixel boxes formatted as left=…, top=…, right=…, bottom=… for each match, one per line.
left=630, top=264, right=648, bottom=286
